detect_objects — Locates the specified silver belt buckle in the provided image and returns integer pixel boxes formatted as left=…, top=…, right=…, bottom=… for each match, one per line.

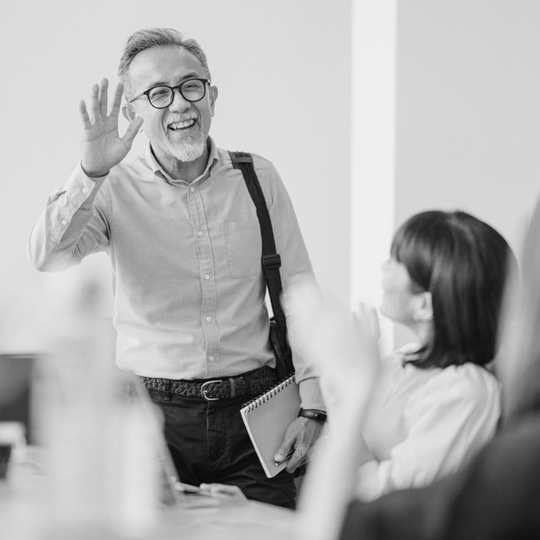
left=200, top=380, right=222, bottom=401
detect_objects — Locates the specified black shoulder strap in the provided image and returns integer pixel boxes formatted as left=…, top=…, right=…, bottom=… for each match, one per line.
left=229, top=151, right=292, bottom=370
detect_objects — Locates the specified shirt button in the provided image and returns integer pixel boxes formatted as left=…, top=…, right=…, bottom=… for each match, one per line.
left=61, top=219, right=67, bottom=225
left=205, top=316, right=212, bottom=322
left=190, top=187, right=195, bottom=193
left=204, top=274, right=210, bottom=280
left=82, top=187, right=89, bottom=194
left=198, top=231, right=204, bottom=237
left=208, top=356, right=215, bottom=362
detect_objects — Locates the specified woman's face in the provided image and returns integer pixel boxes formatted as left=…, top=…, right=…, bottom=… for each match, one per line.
left=380, top=258, right=420, bottom=325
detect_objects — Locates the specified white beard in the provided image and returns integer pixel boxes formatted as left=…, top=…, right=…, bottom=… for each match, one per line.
left=166, top=133, right=206, bottom=162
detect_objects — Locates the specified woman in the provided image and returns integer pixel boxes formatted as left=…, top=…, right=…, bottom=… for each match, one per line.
left=357, top=210, right=510, bottom=500
left=330, top=199, right=540, bottom=540
left=289, top=209, right=515, bottom=540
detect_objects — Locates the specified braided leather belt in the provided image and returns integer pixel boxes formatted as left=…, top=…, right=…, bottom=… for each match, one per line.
left=139, top=365, right=278, bottom=401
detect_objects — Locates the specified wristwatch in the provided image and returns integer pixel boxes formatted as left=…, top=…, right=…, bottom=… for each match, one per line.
left=298, top=408, right=327, bottom=424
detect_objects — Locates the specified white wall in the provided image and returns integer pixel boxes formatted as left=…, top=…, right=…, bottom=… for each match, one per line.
left=350, top=0, right=540, bottom=350
left=393, top=0, right=540, bottom=346
left=0, top=0, right=352, bottom=352
left=350, top=0, right=397, bottom=354
left=3, top=1, right=539, bottom=354
left=396, top=0, right=540, bottom=251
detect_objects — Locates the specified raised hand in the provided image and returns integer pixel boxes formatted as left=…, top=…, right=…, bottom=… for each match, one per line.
left=79, top=78, right=143, bottom=177
left=285, top=280, right=381, bottom=419
left=318, top=303, right=380, bottom=419
left=289, top=283, right=381, bottom=540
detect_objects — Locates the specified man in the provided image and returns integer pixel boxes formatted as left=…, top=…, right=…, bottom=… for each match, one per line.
left=27, top=27, right=324, bottom=508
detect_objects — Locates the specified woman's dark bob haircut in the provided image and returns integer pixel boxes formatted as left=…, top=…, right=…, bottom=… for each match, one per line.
left=391, top=210, right=515, bottom=369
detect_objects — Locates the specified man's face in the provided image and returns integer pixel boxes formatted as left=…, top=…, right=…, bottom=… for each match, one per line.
left=126, top=46, right=217, bottom=165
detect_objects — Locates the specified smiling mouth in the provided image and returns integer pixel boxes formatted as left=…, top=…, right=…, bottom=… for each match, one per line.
left=168, top=119, right=197, bottom=131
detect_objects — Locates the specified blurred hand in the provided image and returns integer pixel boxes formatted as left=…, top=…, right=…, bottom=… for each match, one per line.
left=285, top=280, right=381, bottom=421
left=79, top=78, right=143, bottom=177
left=287, top=280, right=381, bottom=540
left=198, top=483, right=248, bottom=505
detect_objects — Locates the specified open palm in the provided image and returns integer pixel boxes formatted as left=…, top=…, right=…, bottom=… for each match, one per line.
left=285, top=280, right=381, bottom=417
left=80, top=78, right=143, bottom=177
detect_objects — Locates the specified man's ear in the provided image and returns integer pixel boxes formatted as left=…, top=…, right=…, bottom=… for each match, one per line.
left=122, top=103, right=136, bottom=122
left=209, top=85, right=218, bottom=117
left=413, top=291, right=433, bottom=322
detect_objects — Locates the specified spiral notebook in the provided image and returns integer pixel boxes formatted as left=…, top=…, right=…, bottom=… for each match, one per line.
left=240, top=375, right=301, bottom=478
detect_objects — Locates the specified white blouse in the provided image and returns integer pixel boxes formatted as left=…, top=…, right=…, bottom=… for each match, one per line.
left=354, top=345, right=501, bottom=501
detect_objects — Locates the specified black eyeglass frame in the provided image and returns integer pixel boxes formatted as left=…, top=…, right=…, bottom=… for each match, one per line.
left=129, top=78, right=210, bottom=109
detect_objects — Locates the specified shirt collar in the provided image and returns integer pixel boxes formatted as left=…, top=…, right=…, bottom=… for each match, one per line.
left=144, top=137, right=220, bottom=185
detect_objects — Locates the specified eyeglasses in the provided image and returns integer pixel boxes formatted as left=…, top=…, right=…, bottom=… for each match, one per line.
left=129, top=78, right=209, bottom=109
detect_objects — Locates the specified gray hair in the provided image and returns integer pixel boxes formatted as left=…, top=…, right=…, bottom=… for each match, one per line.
left=118, top=28, right=212, bottom=97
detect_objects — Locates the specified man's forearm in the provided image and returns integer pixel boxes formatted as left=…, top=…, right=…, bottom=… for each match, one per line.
left=27, top=164, right=108, bottom=271
left=297, top=377, right=325, bottom=411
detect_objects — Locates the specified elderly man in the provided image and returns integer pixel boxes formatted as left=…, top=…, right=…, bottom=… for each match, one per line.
left=27, top=27, right=324, bottom=508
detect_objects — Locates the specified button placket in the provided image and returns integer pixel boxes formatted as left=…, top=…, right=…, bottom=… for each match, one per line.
left=187, top=182, right=220, bottom=374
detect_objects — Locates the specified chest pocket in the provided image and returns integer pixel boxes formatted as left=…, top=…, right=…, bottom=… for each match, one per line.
left=222, top=219, right=262, bottom=278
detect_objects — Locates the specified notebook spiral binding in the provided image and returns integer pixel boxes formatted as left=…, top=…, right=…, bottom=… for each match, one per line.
left=241, top=374, right=296, bottom=411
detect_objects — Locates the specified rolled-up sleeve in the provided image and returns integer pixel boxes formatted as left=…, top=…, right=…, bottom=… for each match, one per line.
left=27, top=163, right=110, bottom=272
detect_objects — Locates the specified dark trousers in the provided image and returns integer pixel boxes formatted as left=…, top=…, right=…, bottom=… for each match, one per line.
left=146, top=389, right=297, bottom=509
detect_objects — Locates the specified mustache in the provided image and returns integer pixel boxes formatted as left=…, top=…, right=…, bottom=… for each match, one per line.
left=167, top=113, right=198, bottom=123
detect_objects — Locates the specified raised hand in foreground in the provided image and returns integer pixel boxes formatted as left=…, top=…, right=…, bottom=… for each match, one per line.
left=285, top=279, right=380, bottom=422
left=284, top=280, right=381, bottom=540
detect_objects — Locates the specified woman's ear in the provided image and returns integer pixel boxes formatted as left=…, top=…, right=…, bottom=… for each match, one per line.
left=413, top=291, right=433, bottom=322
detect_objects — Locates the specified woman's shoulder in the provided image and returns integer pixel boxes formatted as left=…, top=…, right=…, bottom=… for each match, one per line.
left=399, top=363, right=500, bottom=426
left=421, top=362, right=501, bottom=403
left=387, top=345, right=500, bottom=390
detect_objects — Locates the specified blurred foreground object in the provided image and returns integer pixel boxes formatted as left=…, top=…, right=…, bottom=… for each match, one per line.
left=285, top=280, right=381, bottom=540
left=0, top=441, right=11, bottom=479
left=0, top=422, right=26, bottom=479
left=32, top=274, right=165, bottom=539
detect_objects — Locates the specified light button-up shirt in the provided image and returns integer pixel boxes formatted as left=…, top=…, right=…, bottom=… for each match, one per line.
left=27, top=138, right=323, bottom=408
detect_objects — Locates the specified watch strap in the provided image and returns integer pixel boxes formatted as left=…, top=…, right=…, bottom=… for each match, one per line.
left=298, top=408, right=327, bottom=424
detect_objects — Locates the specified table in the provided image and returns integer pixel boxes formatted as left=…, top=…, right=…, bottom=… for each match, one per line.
left=0, top=453, right=296, bottom=540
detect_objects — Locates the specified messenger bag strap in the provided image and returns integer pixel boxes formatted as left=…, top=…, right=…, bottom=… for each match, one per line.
left=229, top=151, right=293, bottom=375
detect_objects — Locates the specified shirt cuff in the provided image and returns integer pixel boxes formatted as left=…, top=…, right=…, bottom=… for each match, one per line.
left=298, top=377, right=325, bottom=410
left=71, top=162, right=108, bottom=208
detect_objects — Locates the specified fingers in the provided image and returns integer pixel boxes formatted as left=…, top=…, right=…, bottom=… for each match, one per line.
left=351, top=303, right=381, bottom=385
left=90, top=82, right=101, bottom=122
left=286, top=451, right=304, bottom=473
left=353, top=303, right=380, bottom=342
left=274, top=440, right=294, bottom=467
left=198, top=483, right=248, bottom=505
left=274, top=428, right=299, bottom=472
left=110, top=82, right=124, bottom=117
left=99, top=78, right=109, bottom=117
left=121, top=115, right=144, bottom=146
left=199, top=483, right=244, bottom=497
left=81, top=78, right=121, bottom=125
left=274, top=418, right=316, bottom=472
left=369, top=307, right=381, bottom=341
left=79, top=100, right=91, bottom=129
